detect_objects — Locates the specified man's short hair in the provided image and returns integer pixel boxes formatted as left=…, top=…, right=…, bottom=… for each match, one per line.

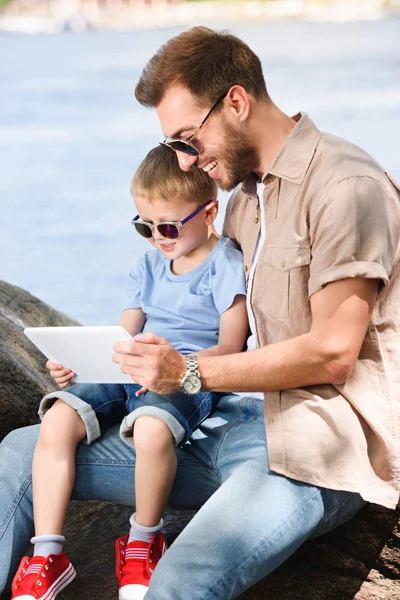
left=135, top=26, right=269, bottom=109
left=131, top=145, right=218, bottom=203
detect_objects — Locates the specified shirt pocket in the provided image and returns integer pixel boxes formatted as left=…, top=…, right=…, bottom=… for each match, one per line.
left=259, top=246, right=311, bottom=320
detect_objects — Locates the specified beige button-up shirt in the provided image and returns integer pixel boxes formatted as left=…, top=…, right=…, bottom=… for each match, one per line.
left=223, top=113, right=400, bottom=509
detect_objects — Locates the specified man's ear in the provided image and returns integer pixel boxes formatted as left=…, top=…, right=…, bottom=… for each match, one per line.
left=225, top=85, right=251, bottom=123
left=204, top=200, right=219, bottom=225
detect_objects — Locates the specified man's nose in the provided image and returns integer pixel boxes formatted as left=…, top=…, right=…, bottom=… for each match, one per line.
left=176, top=151, right=198, bottom=171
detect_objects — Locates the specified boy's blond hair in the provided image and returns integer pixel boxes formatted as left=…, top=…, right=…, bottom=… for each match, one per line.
left=131, top=145, right=217, bottom=204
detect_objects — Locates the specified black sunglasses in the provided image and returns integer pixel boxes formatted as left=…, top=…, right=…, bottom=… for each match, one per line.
left=132, top=200, right=216, bottom=240
left=160, top=92, right=228, bottom=156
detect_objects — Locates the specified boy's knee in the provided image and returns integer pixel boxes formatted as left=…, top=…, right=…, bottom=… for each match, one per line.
left=40, top=399, right=84, bottom=444
left=133, top=416, right=174, bottom=451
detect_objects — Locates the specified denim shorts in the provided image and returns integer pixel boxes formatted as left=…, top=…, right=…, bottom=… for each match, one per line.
left=39, top=383, right=220, bottom=448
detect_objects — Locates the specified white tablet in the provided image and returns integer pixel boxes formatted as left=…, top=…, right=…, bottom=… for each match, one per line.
left=24, top=326, right=136, bottom=384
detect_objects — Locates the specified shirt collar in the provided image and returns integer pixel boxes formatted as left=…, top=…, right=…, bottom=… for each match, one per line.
left=240, top=172, right=260, bottom=197
left=241, top=112, right=322, bottom=196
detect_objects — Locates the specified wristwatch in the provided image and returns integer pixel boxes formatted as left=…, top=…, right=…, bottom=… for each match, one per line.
left=180, top=355, right=202, bottom=395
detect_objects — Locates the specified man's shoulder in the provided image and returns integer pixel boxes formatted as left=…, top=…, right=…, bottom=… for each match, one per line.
left=314, top=131, right=387, bottom=186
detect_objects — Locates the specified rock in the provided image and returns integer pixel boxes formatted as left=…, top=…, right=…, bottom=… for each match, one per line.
left=0, top=281, right=79, bottom=441
left=0, top=280, right=399, bottom=599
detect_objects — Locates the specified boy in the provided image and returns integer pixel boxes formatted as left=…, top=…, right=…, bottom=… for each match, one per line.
left=11, top=145, right=248, bottom=600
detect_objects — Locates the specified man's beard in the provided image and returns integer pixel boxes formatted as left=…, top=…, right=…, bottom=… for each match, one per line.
left=216, top=117, right=259, bottom=191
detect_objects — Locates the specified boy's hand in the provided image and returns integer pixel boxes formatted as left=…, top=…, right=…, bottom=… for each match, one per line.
left=46, top=360, right=75, bottom=389
left=135, top=386, right=148, bottom=397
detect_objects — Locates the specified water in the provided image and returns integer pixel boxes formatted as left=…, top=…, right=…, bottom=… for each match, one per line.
left=1, top=18, right=400, bottom=324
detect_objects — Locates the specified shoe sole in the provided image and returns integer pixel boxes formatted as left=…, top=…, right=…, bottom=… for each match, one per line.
left=40, top=563, right=77, bottom=600
left=119, top=584, right=149, bottom=600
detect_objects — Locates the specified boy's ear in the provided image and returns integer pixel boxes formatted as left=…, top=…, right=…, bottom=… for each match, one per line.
left=204, top=201, right=219, bottom=225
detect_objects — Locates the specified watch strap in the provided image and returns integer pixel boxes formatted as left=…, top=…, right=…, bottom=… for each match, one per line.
left=185, top=355, right=199, bottom=376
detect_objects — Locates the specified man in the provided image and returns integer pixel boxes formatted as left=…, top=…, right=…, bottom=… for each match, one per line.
left=1, top=26, right=399, bottom=600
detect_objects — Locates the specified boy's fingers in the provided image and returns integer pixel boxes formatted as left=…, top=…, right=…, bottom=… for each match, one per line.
left=55, top=373, right=74, bottom=382
left=135, top=386, right=148, bottom=397
left=46, top=360, right=62, bottom=370
left=50, top=368, right=73, bottom=379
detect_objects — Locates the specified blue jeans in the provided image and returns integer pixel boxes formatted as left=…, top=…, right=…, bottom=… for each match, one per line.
left=39, top=383, right=219, bottom=447
left=0, top=394, right=365, bottom=599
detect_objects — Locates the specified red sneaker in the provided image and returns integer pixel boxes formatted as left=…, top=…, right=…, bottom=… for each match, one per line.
left=11, top=552, right=76, bottom=600
left=116, top=533, right=166, bottom=600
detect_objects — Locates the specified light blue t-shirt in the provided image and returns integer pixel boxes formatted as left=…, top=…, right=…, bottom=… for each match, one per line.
left=125, top=237, right=247, bottom=355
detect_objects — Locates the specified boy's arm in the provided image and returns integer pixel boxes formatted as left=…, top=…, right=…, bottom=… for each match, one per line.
left=195, top=295, right=248, bottom=357
left=118, top=308, right=146, bottom=337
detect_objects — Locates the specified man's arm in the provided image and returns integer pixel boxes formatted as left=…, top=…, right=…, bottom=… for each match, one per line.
left=199, top=277, right=379, bottom=392
left=195, top=295, right=248, bottom=357
left=112, top=278, right=378, bottom=394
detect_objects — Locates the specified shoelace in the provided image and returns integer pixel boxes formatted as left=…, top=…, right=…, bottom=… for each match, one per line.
left=121, top=535, right=162, bottom=576
left=14, top=558, right=39, bottom=590
left=15, top=556, right=54, bottom=591
left=146, top=536, right=159, bottom=575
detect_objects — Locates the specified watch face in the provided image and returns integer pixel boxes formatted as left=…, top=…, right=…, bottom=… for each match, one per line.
left=183, top=374, right=201, bottom=395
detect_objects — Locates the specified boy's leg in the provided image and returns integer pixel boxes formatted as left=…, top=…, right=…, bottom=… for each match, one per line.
left=33, top=400, right=86, bottom=536
left=32, top=383, right=129, bottom=540
left=121, top=388, right=217, bottom=532
left=118, top=418, right=176, bottom=600
left=117, top=389, right=191, bottom=600
left=133, top=416, right=177, bottom=527
left=4, top=407, right=82, bottom=600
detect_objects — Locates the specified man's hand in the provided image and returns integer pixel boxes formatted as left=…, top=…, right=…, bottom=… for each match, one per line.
left=46, top=360, right=75, bottom=389
left=112, top=332, right=186, bottom=395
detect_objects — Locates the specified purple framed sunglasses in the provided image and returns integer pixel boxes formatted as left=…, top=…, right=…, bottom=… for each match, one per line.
left=131, top=200, right=217, bottom=240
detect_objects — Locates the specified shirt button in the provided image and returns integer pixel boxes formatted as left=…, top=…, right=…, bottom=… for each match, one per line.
left=281, top=260, right=286, bottom=269
left=244, top=266, right=248, bottom=273
left=254, top=217, right=259, bottom=224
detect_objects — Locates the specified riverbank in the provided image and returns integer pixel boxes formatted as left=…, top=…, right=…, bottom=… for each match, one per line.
left=1, top=0, right=399, bottom=33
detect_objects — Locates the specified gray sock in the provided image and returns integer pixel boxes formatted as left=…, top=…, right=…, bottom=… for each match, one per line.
left=128, top=513, right=163, bottom=544
left=31, top=534, right=65, bottom=557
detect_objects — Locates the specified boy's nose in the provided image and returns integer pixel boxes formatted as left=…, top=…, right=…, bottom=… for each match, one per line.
left=152, top=227, right=165, bottom=241
left=176, top=151, right=198, bottom=171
